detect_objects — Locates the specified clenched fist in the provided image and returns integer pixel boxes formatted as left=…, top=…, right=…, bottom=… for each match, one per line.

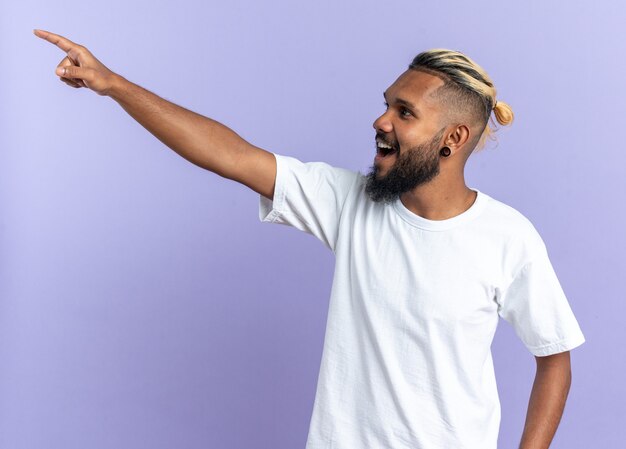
left=34, top=29, right=119, bottom=96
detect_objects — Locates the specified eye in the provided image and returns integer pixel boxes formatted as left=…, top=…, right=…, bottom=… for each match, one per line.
left=383, top=102, right=412, bottom=119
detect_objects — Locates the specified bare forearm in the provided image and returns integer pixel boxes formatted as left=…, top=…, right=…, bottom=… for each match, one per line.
left=107, top=74, right=247, bottom=179
left=518, top=365, right=571, bottom=449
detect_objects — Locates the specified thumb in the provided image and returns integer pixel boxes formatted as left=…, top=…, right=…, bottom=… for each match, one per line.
left=56, top=65, right=85, bottom=79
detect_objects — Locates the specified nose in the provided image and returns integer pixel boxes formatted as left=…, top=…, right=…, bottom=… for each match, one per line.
left=373, top=111, right=392, bottom=133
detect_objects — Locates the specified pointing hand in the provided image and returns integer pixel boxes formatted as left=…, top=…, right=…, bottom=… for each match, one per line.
left=34, top=29, right=118, bottom=96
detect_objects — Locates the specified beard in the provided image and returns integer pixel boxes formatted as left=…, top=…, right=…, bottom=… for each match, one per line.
left=363, top=126, right=446, bottom=204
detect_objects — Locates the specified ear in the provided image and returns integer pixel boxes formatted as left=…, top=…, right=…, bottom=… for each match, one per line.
left=444, top=124, right=472, bottom=152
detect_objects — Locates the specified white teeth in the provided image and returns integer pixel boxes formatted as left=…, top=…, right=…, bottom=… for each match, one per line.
left=377, top=141, right=393, bottom=149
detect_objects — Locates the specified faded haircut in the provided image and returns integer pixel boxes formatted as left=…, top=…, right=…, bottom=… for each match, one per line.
left=409, top=49, right=514, bottom=152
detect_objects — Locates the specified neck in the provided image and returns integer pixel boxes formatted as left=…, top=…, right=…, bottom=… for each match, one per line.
left=399, top=178, right=477, bottom=221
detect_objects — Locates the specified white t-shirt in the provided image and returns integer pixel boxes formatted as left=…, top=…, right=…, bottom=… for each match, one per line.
left=258, top=152, right=586, bottom=449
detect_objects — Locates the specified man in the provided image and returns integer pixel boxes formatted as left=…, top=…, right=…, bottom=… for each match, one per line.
left=35, top=29, right=585, bottom=449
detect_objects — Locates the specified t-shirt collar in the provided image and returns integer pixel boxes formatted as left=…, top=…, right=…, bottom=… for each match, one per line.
left=392, top=188, right=489, bottom=231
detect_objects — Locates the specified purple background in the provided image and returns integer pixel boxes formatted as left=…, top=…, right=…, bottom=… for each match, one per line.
left=2, top=0, right=624, bottom=448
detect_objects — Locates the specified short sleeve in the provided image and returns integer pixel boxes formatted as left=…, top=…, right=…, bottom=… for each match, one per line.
left=258, top=152, right=360, bottom=252
left=496, top=242, right=586, bottom=357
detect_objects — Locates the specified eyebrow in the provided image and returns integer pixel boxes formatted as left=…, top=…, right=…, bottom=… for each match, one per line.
left=383, top=91, right=420, bottom=116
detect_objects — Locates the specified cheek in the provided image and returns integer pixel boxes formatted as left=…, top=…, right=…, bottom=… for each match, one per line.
left=400, top=121, right=424, bottom=138
left=397, top=131, right=419, bottom=150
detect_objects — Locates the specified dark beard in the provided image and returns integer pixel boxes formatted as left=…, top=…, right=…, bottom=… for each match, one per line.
left=363, top=127, right=446, bottom=204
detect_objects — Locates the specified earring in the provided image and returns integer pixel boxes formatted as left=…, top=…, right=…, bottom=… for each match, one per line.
left=440, top=147, right=451, bottom=157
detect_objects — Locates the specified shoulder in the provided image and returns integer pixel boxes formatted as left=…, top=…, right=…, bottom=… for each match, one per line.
left=478, top=190, right=546, bottom=255
left=277, top=153, right=361, bottom=183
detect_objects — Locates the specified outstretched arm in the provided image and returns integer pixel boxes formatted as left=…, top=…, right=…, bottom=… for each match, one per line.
left=33, top=29, right=277, bottom=200
left=518, top=351, right=572, bottom=449
left=106, top=74, right=276, bottom=199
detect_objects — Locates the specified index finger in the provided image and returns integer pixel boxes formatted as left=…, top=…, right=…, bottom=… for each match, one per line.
left=33, top=29, right=79, bottom=53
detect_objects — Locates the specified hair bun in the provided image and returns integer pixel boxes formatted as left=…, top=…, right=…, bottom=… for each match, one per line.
left=492, top=99, right=514, bottom=126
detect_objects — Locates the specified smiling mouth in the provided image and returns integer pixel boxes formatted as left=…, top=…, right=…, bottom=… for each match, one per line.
left=376, top=144, right=398, bottom=158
